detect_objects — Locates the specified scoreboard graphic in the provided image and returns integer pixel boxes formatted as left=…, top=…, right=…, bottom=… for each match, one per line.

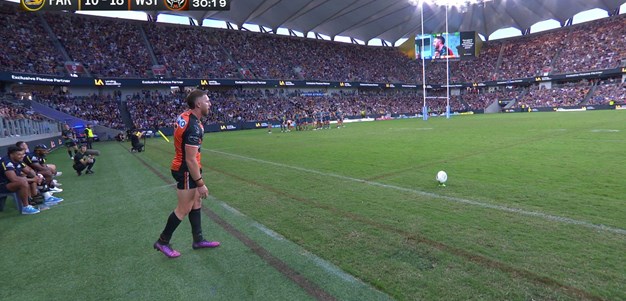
left=21, top=0, right=230, bottom=11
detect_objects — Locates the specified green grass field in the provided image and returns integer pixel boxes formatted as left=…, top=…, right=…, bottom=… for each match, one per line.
left=1, top=110, right=625, bottom=301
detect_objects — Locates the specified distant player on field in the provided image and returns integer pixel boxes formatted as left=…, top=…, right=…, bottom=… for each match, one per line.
left=61, top=124, right=78, bottom=159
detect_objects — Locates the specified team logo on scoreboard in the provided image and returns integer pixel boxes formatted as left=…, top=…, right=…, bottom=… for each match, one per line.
left=164, top=0, right=187, bottom=10
left=21, top=0, right=45, bottom=11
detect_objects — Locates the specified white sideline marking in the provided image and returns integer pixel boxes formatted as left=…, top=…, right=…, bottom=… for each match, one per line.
left=251, top=222, right=284, bottom=241
left=208, top=149, right=626, bottom=236
left=389, top=127, right=433, bottom=131
left=214, top=200, right=364, bottom=287
left=304, top=252, right=358, bottom=284
left=219, top=202, right=244, bottom=216
left=591, top=129, right=620, bottom=133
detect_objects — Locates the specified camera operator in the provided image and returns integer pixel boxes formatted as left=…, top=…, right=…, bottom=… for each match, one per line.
left=73, top=144, right=96, bottom=176
left=130, top=128, right=144, bottom=152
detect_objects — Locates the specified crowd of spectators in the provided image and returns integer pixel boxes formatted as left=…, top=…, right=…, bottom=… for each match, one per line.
left=588, top=78, right=626, bottom=105
left=1, top=93, right=57, bottom=137
left=43, top=13, right=152, bottom=78
left=34, top=93, right=124, bottom=129
left=461, top=88, right=523, bottom=110
left=143, top=24, right=240, bottom=79
left=554, top=17, right=626, bottom=74
left=4, top=1, right=626, bottom=132
left=0, top=101, right=47, bottom=121
left=0, top=2, right=64, bottom=75
left=122, top=88, right=469, bottom=127
left=215, top=30, right=420, bottom=82
left=515, top=81, right=591, bottom=108
left=497, top=30, right=567, bottom=80
left=2, top=1, right=625, bottom=84
left=18, top=78, right=622, bottom=130
left=126, top=90, right=187, bottom=129
left=453, top=41, right=503, bottom=83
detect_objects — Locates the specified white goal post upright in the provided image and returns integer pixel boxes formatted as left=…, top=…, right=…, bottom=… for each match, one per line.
left=419, top=0, right=452, bottom=121
left=445, top=2, right=451, bottom=119
left=420, top=0, right=428, bottom=121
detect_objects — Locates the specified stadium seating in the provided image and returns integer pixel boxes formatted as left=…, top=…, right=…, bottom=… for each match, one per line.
left=1, top=1, right=625, bottom=126
left=0, top=3, right=65, bottom=75
left=589, top=80, right=626, bottom=105
left=3, top=2, right=625, bottom=84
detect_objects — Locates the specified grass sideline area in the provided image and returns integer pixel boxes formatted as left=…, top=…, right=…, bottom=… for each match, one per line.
left=1, top=110, right=625, bottom=300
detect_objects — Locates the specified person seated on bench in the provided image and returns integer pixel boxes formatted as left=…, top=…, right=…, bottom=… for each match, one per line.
left=18, top=142, right=63, bottom=193
left=0, top=146, right=62, bottom=215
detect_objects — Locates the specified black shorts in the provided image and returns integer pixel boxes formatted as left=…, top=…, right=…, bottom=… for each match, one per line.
left=65, top=141, right=77, bottom=147
left=171, top=170, right=202, bottom=190
left=0, top=182, right=12, bottom=193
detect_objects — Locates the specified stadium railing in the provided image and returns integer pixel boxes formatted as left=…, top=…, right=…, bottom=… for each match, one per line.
left=0, top=117, right=63, bottom=139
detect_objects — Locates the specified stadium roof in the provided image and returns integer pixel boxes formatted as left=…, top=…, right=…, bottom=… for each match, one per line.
left=155, top=0, right=624, bottom=43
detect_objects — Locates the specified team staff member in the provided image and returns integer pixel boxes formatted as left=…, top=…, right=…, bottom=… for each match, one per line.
left=154, top=90, right=220, bottom=258
left=73, top=144, right=96, bottom=175
left=62, top=124, right=78, bottom=159
left=84, top=124, right=95, bottom=149
left=130, top=128, right=144, bottom=152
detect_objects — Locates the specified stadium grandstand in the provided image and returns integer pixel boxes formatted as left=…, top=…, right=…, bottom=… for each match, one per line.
left=1, top=0, right=625, bottom=137
left=1, top=0, right=626, bottom=300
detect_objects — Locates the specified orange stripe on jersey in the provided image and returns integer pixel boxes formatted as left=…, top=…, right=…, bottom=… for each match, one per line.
left=171, top=111, right=191, bottom=171
left=171, top=111, right=204, bottom=171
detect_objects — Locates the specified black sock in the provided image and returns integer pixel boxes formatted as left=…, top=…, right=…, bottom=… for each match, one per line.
left=188, top=208, right=204, bottom=243
left=159, top=212, right=182, bottom=244
left=68, top=150, right=72, bottom=157
left=74, top=150, right=78, bottom=155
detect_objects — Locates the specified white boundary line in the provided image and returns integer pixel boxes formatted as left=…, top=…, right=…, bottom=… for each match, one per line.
left=208, top=149, right=626, bottom=236
left=215, top=201, right=366, bottom=288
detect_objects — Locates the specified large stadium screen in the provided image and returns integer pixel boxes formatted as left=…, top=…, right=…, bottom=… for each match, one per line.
left=415, top=31, right=476, bottom=60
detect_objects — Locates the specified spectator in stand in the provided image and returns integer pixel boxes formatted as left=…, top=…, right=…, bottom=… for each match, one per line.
left=3, top=0, right=626, bottom=85
left=589, top=79, right=626, bottom=105
left=144, top=25, right=239, bottom=79
left=0, top=2, right=64, bottom=75
left=35, top=93, right=124, bottom=130
left=555, top=16, right=626, bottom=74
left=516, top=81, right=590, bottom=108
left=44, top=12, right=152, bottom=77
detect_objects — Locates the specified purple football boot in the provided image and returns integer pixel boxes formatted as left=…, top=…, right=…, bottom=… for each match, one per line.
left=154, top=241, right=181, bottom=258
left=192, top=240, right=221, bottom=249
